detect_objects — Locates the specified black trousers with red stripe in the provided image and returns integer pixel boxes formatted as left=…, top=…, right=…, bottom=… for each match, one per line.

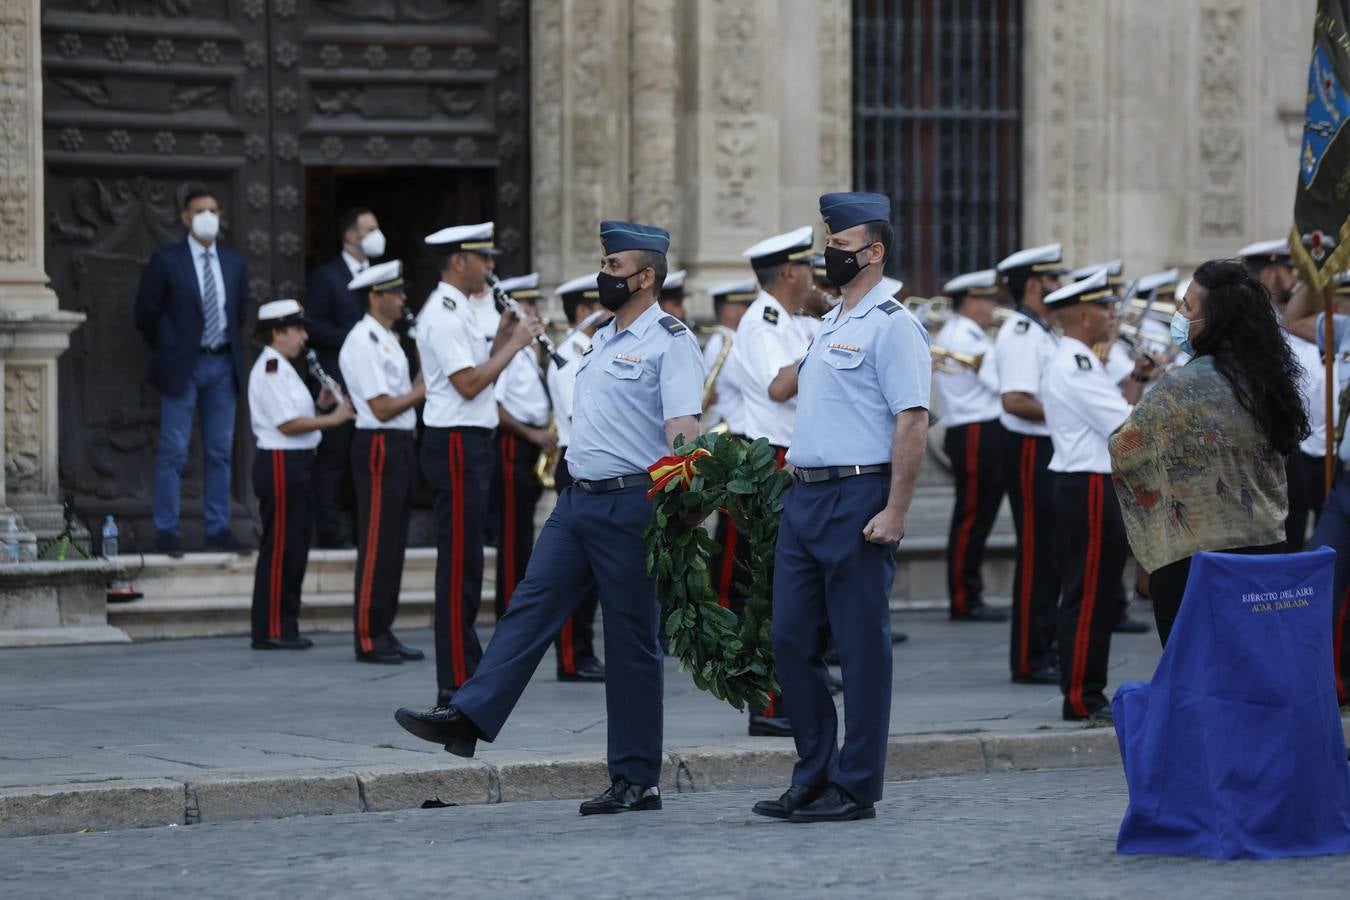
left=351, top=429, right=415, bottom=656
left=250, top=448, right=314, bottom=642
left=552, top=451, right=600, bottom=673
left=1004, top=433, right=1061, bottom=677
left=422, top=426, right=493, bottom=695
left=1053, top=472, right=1125, bottom=720
left=493, top=430, right=544, bottom=619
left=942, top=419, right=1007, bottom=617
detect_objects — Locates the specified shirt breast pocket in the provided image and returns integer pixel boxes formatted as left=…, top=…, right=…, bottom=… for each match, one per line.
left=820, top=347, right=865, bottom=400
left=604, top=360, right=642, bottom=381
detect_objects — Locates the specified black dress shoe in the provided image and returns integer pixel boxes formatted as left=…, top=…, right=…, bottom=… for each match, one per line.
left=892, top=632, right=909, bottom=645
left=748, top=714, right=793, bottom=737
left=788, top=783, right=875, bottom=823
left=155, top=531, right=184, bottom=557
left=1113, top=614, right=1151, bottom=634
left=578, top=777, right=661, bottom=815
left=206, top=530, right=253, bottom=553
left=391, top=640, right=425, bottom=661
left=393, top=704, right=481, bottom=757
left=251, top=637, right=314, bottom=650
left=1011, top=666, right=1061, bottom=685
left=355, top=649, right=403, bottom=665
left=752, top=784, right=824, bottom=820
left=1065, top=705, right=1115, bottom=725
left=828, top=673, right=844, bottom=695
left=558, top=658, right=606, bottom=682
left=437, top=688, right=456, bottom=707
left=951, top=605, right=1010, bottom=623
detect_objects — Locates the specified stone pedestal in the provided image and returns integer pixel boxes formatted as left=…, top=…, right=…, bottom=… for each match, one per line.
left=0, top=0, right=86, bottom=551
left=0, top=559, right=130, bottom=646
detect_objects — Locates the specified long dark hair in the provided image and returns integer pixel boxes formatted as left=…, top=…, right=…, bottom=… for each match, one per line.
left=1190, top=259, right=1309, bottom=456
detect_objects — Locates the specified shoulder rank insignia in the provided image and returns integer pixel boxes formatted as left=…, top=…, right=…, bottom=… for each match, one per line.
left=878, top=299, right=902, bottom=315
left=265, top=358, right=278, bottom=373
left=368, top=330, right=380, bottom=343
left=762, top=307, right=780, bottom=325
left=580, top=344, right=594, bottom=357
left=442, top=296, right=456, bottom=311
left=1014, top=320, right=1030, bottom=334
left=658, top=314, right=688, bottom=335
left=1075, top=354, right=1092, bottom=371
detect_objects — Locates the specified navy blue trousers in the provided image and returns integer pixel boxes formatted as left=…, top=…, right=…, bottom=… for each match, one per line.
left=772, top=473, right=896, bottom=805
left=1309, top=474, right=1350, bottom=700
left=451, top=484, right=664, bottom=786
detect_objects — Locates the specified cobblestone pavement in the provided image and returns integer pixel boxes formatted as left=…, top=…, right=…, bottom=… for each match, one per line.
left=0, top=611, right=1162, bottom=791
left=4, top=767, right=1347, bottom=899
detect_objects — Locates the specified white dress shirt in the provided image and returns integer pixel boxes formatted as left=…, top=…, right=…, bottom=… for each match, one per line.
left=547, top=330, right=592, bottom=448
left=734, top=290, right=813, bottom=446
left=1043, top=335, right=1133, bottom=474
left=341, top=250, right=367, bottom=279
left=187, top=236, right=226, bottom=347
left=495, top=346, right=551, bottom=427
left=701, top=326, right=745, bottom=433
left=1288, top=331, right=1326, bottom=458
left=248, top=345, right=320, bottom=450
left=994, top=309, right=1057, bottom=437
left=932, top=313, right=1001, bottom=427
left=417, top=283, right=498, bottom=429
left=339, top=313, right=416, bottom=431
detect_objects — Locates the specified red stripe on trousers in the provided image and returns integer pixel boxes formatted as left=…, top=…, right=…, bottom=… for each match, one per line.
left=559, top=617, right=576, bottom=674
left=450, top=433, right=467, bottom=685
left=502, top=433, right=517, bottom=608
left=1069, top=475, right=1103, bottom=718
left=269, top=450, right=285, bottom=640
left=951, top=423, right=981, bottom=616
left=356, top=434, right=385, bottom=654
left=717, top=520, right=739, bottom=609
left=1335, top=587, right=1350, bottom=703
left=1016, top=437, right=1036, bottom=673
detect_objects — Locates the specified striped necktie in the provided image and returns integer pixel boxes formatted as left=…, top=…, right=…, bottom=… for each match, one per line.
left=201, top=249, right=224, bottom=349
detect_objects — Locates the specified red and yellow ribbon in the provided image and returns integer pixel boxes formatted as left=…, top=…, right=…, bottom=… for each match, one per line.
left=646, top=447, right=712, bottom=499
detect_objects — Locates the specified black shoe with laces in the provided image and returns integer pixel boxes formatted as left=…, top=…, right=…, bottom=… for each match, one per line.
left=578, top=777, right=662, bottom=816
left=394, top=704, right=481, bottom=757
left=788, top=783, right=875, bottom=823
left=752, top=784, right=824, bottom=820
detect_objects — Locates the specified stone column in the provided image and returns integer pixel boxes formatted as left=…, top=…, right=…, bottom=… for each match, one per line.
left=0, top=0, right=86, bottom=554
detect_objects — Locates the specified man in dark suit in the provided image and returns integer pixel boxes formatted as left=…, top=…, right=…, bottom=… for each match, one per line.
left=134, top=184, right=252, bottom=554
left=304, top=206, right=385, bottom=548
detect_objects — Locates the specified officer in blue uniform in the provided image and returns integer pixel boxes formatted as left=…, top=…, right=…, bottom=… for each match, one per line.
left=394, top=220, right=705, bottom=816
left=754, top=192, right=931, bottom=824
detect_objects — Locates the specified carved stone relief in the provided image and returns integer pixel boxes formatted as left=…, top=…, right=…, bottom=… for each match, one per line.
left=1, top=0, right=35, bottom=266
left=711, top=0, right=762, bottom=230
left=629, top=0, right=680, bottom=244
left=530, top=0, right=563, bottom=281
left=1197, top=1, right=1247, bottom=239
left=4, top=365, right=43, bottom=494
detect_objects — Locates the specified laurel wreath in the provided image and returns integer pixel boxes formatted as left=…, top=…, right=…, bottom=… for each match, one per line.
left=642, top=432, right=792, bottom=711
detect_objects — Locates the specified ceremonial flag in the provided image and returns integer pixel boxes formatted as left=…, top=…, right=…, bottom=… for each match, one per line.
left=1291, top=1, right=1350, bottom=286
left=1290, top=1, right=1350, bottom=490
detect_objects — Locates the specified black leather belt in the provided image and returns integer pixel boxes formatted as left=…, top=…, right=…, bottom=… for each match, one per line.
left=794, top=464, right=891, bottom=484
left=574, top=474, right=648, bottom=494
left=200, top=343, right=231, bottom=355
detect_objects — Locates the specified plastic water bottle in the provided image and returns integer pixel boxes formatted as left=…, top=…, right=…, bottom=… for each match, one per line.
left=5, top=517, right=19, bottom=563
left=102, top=515, right=119, bottom=558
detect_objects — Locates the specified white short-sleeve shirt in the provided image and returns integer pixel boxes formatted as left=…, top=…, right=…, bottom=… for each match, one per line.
left=338, top=313, right=416, bottom=431
left=734, top=290, right=813, bottom=447
left=1043, top=335, right=1133, bottom=474
left=994, top=309, right=1057, bottom=437
left=495, top=345, right=550, bottom=428
left=417, top=283, right=498, bottom=429
left=547, top=330, right=592, bottom=449
left=932, top=314, right=1000, bottom=427
left=248, top=345, right=320, bottom=450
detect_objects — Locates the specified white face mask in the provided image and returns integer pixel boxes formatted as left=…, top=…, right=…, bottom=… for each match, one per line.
left=360, top=228, right=386, bottom=259
left=191, top=210, right=220, bottom=243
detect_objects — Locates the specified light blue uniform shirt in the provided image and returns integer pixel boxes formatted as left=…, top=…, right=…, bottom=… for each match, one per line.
left=787, top=280, right=932, bottom=468
left=567, top=300, right=705, bottom=480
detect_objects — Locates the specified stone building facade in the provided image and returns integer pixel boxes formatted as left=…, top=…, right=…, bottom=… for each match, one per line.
left=0, top=0, right=1317, bottom=547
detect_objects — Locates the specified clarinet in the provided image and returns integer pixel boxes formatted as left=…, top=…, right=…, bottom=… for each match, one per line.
left=486, top=273, right=568, bottom=369
left=304, top=349, right=344, bottom=403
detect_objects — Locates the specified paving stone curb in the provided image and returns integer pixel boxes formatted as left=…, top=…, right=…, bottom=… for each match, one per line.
left=0, top=728, right=1131, bottom=838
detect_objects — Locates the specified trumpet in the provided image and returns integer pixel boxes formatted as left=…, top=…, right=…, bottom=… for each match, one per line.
left=533, top=418, right=560, bottom=489
left=304, top=349, right=344, bottom=403
left=486, top=273, right=568, bottom=369
left=931, top=346, right=984, bottom=374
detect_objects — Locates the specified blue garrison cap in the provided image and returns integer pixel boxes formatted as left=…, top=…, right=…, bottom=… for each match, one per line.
left=599, top=220, right=670, bottom=255
left=819, top=192, right=891, bottom=234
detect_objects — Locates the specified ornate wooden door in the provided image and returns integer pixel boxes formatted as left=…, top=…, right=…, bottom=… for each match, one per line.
left=41, top=0, right=530, bottom=549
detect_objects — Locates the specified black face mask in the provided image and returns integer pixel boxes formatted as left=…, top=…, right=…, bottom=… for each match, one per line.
left=596, top=269, right=643, bottom=311
left=823, top=244, right=872, bottom=288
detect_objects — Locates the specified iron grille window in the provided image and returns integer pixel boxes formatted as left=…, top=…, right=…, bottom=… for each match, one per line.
left=852, top=1, right=1023, bottom=294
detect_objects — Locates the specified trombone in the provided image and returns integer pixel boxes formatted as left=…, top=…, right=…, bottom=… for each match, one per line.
left=930, top=346, right=984, bottom=374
